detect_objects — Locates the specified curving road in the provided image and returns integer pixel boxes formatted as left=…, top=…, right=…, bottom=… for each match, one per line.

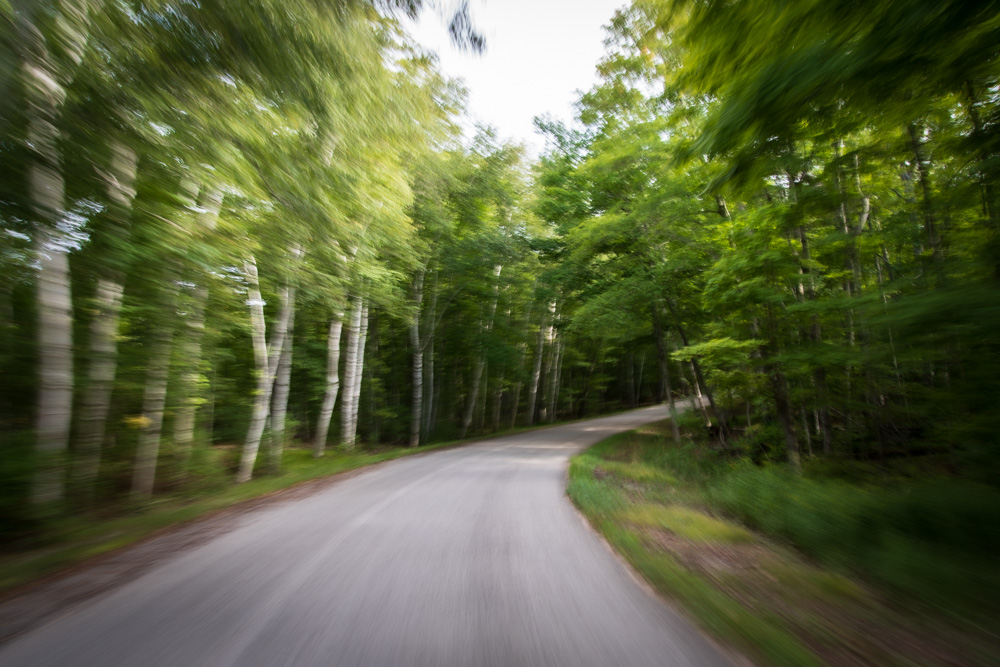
left=0, top=405, right=733, bottom=667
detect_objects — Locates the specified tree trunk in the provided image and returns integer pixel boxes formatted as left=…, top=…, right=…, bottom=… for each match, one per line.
left=964, top=82, right=1000, bottom=277
left=173, top=187, right=222, bottom=470
left=664, top=297, right=728, bottom=443
left=770, top=367, right=802, bottom=472
left=796, top=225, right=832, bottom=454
left=491, top=372, right=504, bottom=432
left=341, top=297, right=367, bottom=450
left=410, top=271, right=424, bottom=447
left=625, top=350, right=636, bottom=409
left=766, top=304, right=801, bottom=472
left=526, top=305, right=549, bottom=426
left=546, top=337, right=564, bottom=423
left=268, top=287, right=295, bottom=472
left=21, top=0, right=97, bottom=508
left=651, top=302, right=681, bottom=443
left=74, top=279, right=124, bottom=497
left=131, top=292, right=177, bottom=500
left=313, top=314, right=343, bottom=457
left=340, top=296, right=363, bottom=449
left=460, top=356, right=485, bottom=439
left=908, top=122, right=943, bottom=262
left=461, top=265, right=501, bottom=437
left=351, top=302, right=369, bottom=444
left=423, top=330, right=435, bottom=443
left=25, top=54, right=72, bottom=506
left=32, top=228, right=74, bottom=505
left=422, top=271, right=438, bottom=443
left=236, top=259, right=290, bottom=483
left=75, top=140, right=138, bottom=496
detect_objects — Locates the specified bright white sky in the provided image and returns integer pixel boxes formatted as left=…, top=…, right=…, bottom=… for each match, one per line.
left=408, top=0, right=625, bottom=156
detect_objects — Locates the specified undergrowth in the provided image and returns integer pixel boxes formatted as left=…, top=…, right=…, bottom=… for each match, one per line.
left=568, top=414, right=1000, bottom=666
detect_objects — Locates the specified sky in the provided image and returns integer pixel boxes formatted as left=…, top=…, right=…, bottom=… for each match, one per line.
left=408, top=0, right=626, bottom=156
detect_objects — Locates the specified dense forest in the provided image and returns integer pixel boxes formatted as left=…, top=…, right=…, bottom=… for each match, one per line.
left=2, top=0, right=999, bottom=550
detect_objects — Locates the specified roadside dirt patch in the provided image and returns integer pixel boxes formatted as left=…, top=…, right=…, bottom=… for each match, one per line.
left=638, top=525, right=987, bottom=666
left=643, top=528, right=771, bottom=575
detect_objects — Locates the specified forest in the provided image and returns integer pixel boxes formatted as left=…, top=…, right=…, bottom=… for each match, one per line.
left=2, top=0, right=999, bottom=611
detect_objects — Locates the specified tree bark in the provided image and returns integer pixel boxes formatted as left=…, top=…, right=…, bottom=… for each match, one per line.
left=236, top=258, right=290, bottom=483
left=269, top=286, right=295, bottom=472
left=460, top=357, right=485, bottom=439
left=313, top=314, right=344, bottom=457
left=796, top=225, right=832, bottom=454
left=74, top=279, right=124, bottom=495
left=765, top=303, right=801, bottom=472
left=548, top=338, right=564, bottom=422
left=908, top=122, right=943, bottom=262
left=421, top=271, right=438, bottom=443
left=21, top=10, right=84, bottom=506
left=409, top=271, right=424, bottom=447
left=131, top=287, right=178, bottom=500
left=351, top=301, right=369, bottom=444
left=664, top=297, right=728, bottom=443
left=651, top=302, right=681, bottom=443
left=75, top=139, right=138, bottom=494
left=173, top=187, right=222, bottom=470
left=526, top=302, right=550, bottom=426
left=340, top=296, right=363, bottom=449
left=341, top=296, right=367, bottom=449
left=461, top=265, right=502, bottom=438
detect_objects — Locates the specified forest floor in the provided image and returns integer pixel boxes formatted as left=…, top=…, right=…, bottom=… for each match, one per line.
left=568, top=420, right=999, bottom=666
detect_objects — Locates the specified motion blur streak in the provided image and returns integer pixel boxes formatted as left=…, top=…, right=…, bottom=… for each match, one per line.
left=0, top=404, right=731, bottom=667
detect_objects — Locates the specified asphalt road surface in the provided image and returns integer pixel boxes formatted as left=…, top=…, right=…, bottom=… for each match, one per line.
left=0, top=405, right=734, bottom=667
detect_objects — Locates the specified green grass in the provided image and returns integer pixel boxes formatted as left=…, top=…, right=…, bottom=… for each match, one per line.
left=567, top=418, right=1000, bottom=666
left=568, top=428, right=819, bottom=666
left=0, top=407, right=653, bottom=596
left=0, top=438, right=471, bottom=595
left=619, top=504, right=754, bottom=543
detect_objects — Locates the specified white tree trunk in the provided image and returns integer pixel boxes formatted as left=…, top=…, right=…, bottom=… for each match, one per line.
left=74, top=279, right=124, bottom=494
left=236, top=259, right=290, bottom=483
left=21, top=0, right=97, bottom=507
left=174, top=188, right=223, bottom=466
left=538, top=300, right=557, bottom=422
left=76, top=141, right=138, bottom=494
left=409, top=271, right=424, bottom=447
left=421, top=274, right=438, bottom=443
left=526, top=309, right=548, bottom=427
left=173, top=187, right=222, bottom=467
left=547, top=337, right=563, bottom=423
left=340, top=296, right=364, bottom=449
left=459, top=356, right=485, bottom=439
left=269, top=287, right=295, bottom=472
left=491, top=372, right=504, bottom=432
left=33, top=229, right=74, bottom=505
left=460, top=265, right=501, bottom=438
left=313, top=314, right=343, bottom=457
left=171, top=284, right=206, bottom=467
left=349, top=302, right=369, bottom=446
left=24, top=45, right=71, bottom=506
left=131, top=308, right=176, bottom=501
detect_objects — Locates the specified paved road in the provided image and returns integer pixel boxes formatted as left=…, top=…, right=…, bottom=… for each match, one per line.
left=0, top=405, right=733, bottom=667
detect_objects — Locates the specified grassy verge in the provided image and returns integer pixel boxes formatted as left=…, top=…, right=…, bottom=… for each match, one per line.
left=0, top=436, right=476, bottom=596
left=0, top=406, right=651, bottom=598
left=568, top=419, right=999, bottom=666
